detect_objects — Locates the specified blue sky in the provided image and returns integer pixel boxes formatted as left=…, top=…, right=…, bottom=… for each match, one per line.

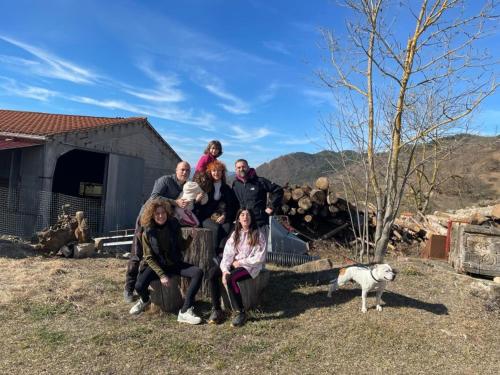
left=0, top=0, right=498, bottom=169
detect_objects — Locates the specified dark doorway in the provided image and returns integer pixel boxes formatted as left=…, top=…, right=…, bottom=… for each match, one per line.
left=52, top=149, right=106, bottom=196
left=52, top=149, right=107, bottom=235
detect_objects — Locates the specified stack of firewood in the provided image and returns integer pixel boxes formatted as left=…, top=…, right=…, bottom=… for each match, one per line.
left=279, top=177, right=500, bottom=250
left=280, top=177, right=364, bottom=241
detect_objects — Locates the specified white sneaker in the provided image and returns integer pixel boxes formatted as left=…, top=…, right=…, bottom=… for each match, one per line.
left=129, top=298, right=151, bottom=315
left=177, top=307, right=202, bottom=325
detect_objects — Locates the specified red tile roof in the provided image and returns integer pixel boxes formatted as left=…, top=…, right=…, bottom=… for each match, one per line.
left=0, top=109, right=145, bottom=136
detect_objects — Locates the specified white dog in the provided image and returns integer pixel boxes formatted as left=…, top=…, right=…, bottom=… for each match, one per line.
left=327, top=264, right=397, bottom=313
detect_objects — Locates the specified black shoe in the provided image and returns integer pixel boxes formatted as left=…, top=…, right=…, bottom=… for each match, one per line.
left=231, top=311, right=246, bottom=327
left=208, top=309, right=224, bottom=324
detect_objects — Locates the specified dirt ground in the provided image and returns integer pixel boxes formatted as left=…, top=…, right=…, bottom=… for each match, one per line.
left=0, top=245, right=499, bottom=374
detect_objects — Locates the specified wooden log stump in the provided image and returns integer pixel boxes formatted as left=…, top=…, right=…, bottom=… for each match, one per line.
left=304, top=214, right=313, bottom=223
left=298, top=196, right=312, bottom=211
left=149, top=277, right=183, bottom=313
left=310, top=189, right=326, bottom=205
left=181, top=227, right=215, bottom=299
left=292, top=188, right=305, bottom=201
left=221, top=268, right=270, bottom=310
left=326, top=190, right=337, bottom=205
left=283, top=190, right=292, bottom=203
left=315, top=176, right=330, bottom=191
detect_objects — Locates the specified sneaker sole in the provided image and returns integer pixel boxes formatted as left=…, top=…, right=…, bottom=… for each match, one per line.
left=177, top=317, right=202, bottom=325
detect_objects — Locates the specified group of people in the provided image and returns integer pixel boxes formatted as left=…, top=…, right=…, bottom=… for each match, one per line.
left=124, top=140, right=283, bottom=327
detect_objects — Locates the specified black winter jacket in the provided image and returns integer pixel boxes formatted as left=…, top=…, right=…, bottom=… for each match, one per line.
left=232, top=174, right=283, bottom=228
left=141, top=218, right=189, bottom=277
left=194, top=183, right=237, bottom=223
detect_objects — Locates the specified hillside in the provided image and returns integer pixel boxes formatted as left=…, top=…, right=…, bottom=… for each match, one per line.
left=256, top=150, right=356, bottom=186
left=256, top=135, right=500, bottom=212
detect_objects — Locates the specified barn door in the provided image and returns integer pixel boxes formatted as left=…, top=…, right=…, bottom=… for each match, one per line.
left=103, top=153, right=144, bottom=233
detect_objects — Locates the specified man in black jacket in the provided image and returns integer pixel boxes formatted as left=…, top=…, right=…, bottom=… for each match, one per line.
left=232, top=159, right=283, bottom=249
left=123, top=161, right=196, bottom=302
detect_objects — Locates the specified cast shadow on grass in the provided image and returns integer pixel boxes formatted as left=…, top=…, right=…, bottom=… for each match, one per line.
left=254, top=268, right=448, bottom=320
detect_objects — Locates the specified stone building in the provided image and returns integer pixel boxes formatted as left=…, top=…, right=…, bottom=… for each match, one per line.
left=0, top=109, right=180, bottom=236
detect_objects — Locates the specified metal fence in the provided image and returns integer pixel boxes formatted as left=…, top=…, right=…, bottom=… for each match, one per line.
left=0, top=186, right=105, bottom=240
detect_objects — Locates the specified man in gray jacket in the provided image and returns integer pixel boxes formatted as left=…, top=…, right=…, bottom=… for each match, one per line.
left=124, top=161, right=193, bottom=302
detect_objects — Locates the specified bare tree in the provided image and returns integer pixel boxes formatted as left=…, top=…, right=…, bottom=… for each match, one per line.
left=318, top=0, right=498, bottom=262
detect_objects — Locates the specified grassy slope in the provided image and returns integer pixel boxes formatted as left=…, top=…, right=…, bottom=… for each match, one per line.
left=0, top=255, right=498, bottom=374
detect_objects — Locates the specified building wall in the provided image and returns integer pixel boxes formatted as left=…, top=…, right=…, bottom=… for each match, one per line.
left=2, top=121, right=181, bottom=236
left=0, top=146, right=46, bottom=237
left=49, top=121, right=180, bottom=201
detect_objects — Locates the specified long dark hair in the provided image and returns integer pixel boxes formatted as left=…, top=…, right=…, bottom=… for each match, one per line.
left=204, top=140, right=223, bottom=157
left=233, top=209, right=260, bottom=248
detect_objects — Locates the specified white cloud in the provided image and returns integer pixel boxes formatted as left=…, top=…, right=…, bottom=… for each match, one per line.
left=0, top=35, right=100, bottom=84
left=192, top=69, right=251, bottom=115
left=263, top=41, right=291, bottom=56
left=69, top=95, right=215, bottom=130
left=0, top=77, right=58, bottom=101
left=257, top=82, right=288, bottom=104
left=280, top=136, right=320, bottom=145
left=204, top=83, right=251, bottom=115
left=122, top=63, right=185, bottom=103
left=228, top=125, right=272, bottom=142
left=302, top=88, right=336, bottom=107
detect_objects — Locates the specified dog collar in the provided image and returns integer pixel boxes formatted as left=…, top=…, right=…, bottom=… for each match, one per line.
left=370, top=269, right=381, bottom=282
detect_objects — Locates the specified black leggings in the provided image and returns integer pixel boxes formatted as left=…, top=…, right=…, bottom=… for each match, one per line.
left=125, top=214, right=143, bottom=293
left=135, top=262, right=203, bottom=313
left=201, top=218, right=231, bottom=254
left=208, top=266, right=251, bottom=312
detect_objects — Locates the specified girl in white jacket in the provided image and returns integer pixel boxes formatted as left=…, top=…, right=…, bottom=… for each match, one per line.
left=208, top=208, right=266, bottom=327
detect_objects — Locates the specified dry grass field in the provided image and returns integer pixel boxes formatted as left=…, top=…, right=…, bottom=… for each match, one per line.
left=0, top=251, right=498, bottom=374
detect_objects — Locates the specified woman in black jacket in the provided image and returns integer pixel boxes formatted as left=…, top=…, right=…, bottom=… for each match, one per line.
left=129, top=198, right=203, bottom=325
left=194, top=160, right=237, bottom=255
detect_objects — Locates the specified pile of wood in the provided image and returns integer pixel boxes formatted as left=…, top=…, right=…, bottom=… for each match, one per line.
left=34, top=205, right=94, bottom=257
left=393, top=203, right=500, bottom=240
left=279, top=176, right=500, bottom=253
left=280, top=177, right=364, bottom=242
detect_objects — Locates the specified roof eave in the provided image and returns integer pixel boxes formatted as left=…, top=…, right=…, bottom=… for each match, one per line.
left=0, top=131, right=47, bottom=141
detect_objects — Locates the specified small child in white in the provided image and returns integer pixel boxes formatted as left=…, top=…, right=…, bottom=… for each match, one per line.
left=174, top=181, right=207, bottom=226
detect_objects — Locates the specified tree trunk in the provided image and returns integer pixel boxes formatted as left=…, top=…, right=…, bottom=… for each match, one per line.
left=292, top=188, right=305, bottom=201
left=298, top=196, right=312, bottom=211
left=315, top=176, right=330, bottom=191
left=310, top=189, right=326, bottom=205
left=181, top=227, right=214, bottom=299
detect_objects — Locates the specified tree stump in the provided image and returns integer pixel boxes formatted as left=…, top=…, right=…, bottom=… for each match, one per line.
left=292, top=188, right=305, bottom=201
left=181, top=227, right=215, bottom=299
left=298, top=196, right=312, bottom=211
left=221, top=268, right=270, bottom=310
left=315, top=176, right=330, bottom=191
left=149, top=277, right=183, bottom=313
left=310, top=189, right=326, bottom=205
